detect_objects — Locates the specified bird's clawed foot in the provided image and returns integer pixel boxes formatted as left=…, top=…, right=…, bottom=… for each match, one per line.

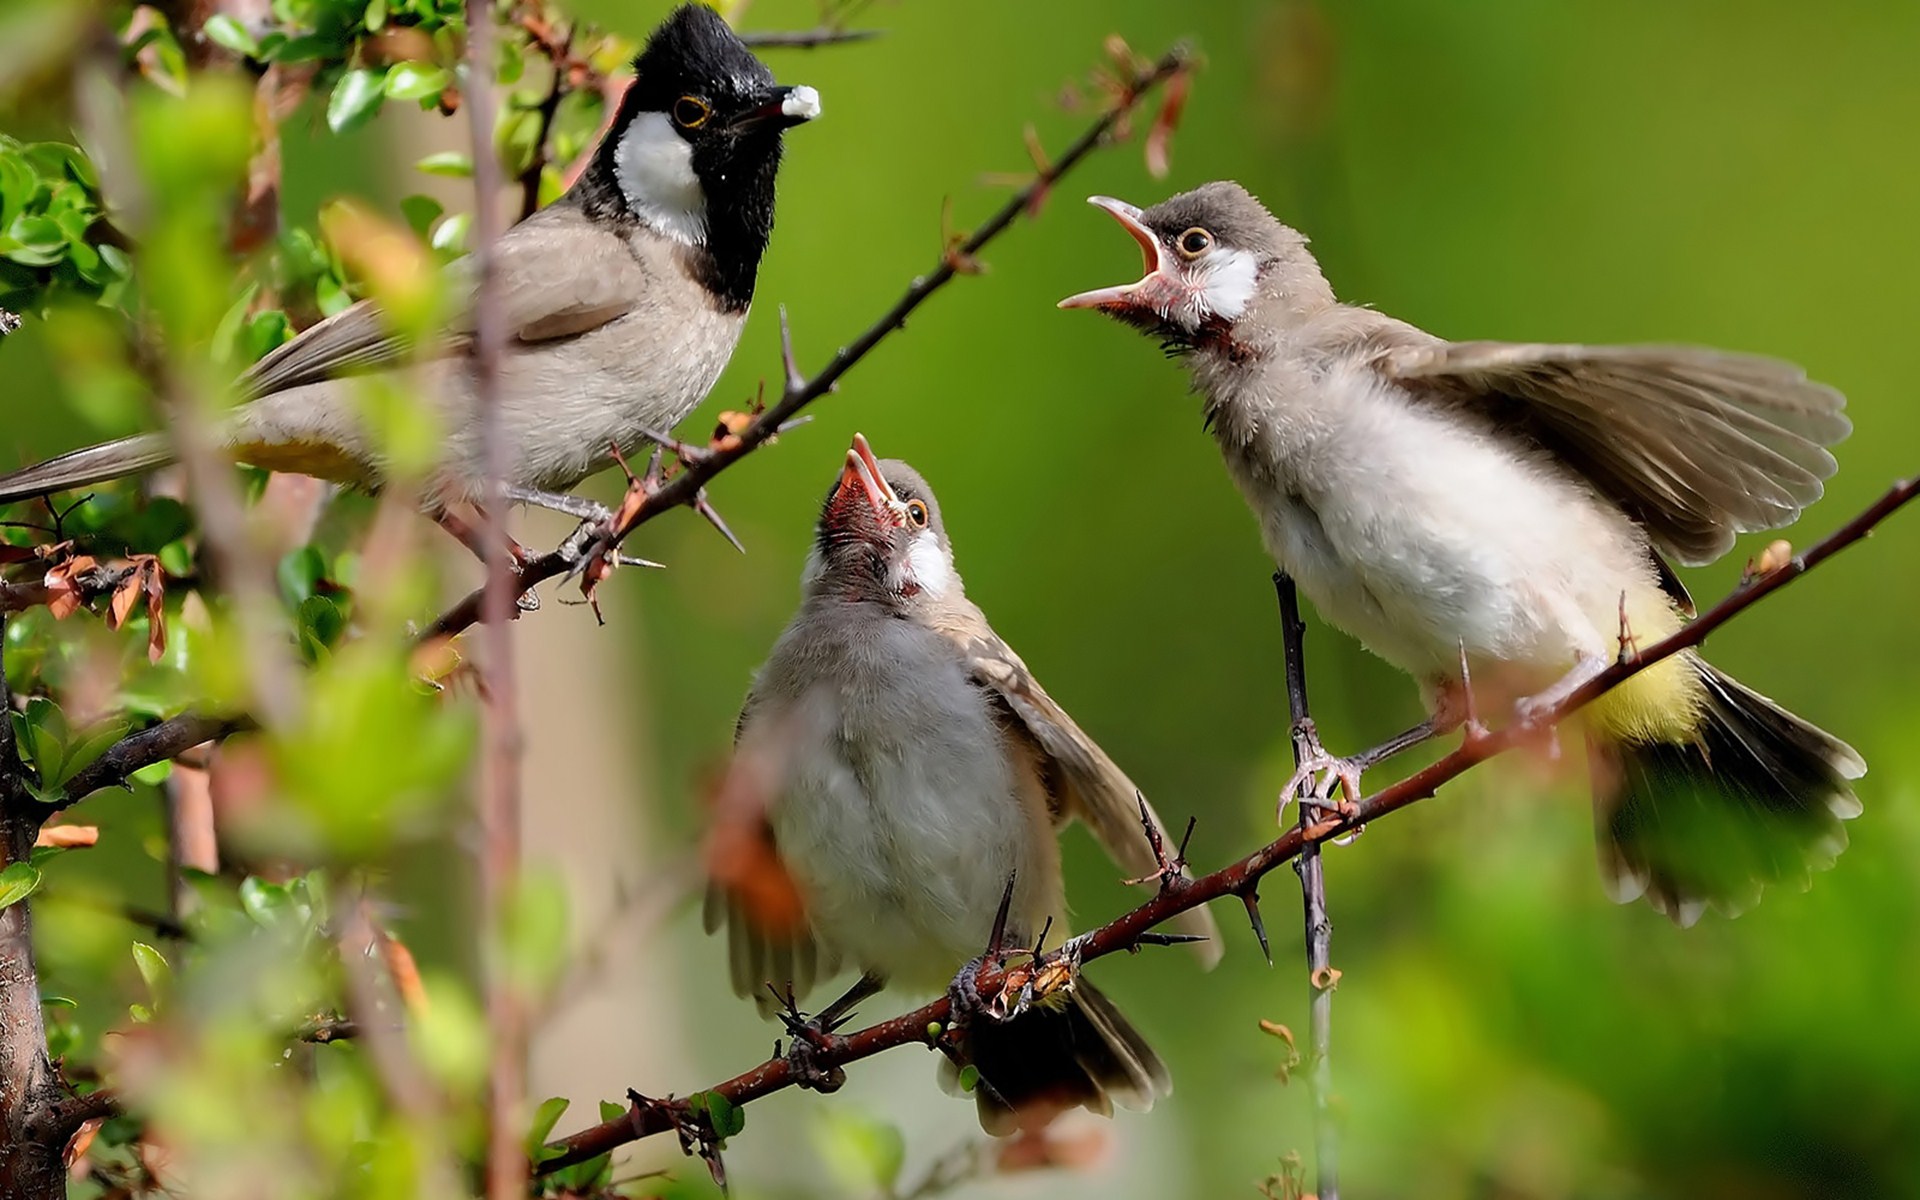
left=1276, top=718, right=1365, bottom=830
left=768, top=984, right=849, bottom=1094
left=1512, top=652, right=1609, bottom=732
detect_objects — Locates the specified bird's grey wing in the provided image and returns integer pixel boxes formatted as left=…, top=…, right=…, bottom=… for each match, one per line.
left=1381, top=340, right=1849, bottom=565
left=704, top=685, right=838, bottom=1016
left=958, top=625, right=1223, bottom=968
left=240, top=204, right=653, bottom=397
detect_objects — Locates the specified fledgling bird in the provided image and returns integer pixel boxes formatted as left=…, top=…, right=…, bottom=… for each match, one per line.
left=0, top=4, right=818, bottom=526
left=708, top=434, right=1220, bottom=1134
left=1060, top=181, right=1864, bottom=926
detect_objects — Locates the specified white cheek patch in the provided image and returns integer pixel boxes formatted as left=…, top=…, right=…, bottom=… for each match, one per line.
left=614, top=111, right=707, bottom=246
left=1192, top=246, right=1261, bottom=320
left=897, top=534, right=951, bottom=599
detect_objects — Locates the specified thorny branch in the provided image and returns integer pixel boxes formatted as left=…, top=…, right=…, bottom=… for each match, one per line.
left=420, top=43, right=1197, bottom=641
left=539, top=475, right=1919, bottom=1175
left=1273, top=574, right=1338, bottom=1200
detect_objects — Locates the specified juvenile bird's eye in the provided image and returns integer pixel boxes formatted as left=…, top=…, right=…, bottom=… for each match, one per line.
left=1176, top=227, right=1214, bottom=259
left=673, top=96, right=711, bottom=128
left=905, top=500, right=929, bottom=528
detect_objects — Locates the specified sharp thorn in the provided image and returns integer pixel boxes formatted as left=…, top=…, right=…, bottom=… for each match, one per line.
left=987, top=872, right=1016, bottom=958
left=1241, top=890, right=1273, bottom=966
left=615, top=554, right=667, bottom=570
left=779, top=304, right=806, bottom=393
left=1134, top=932, right=1208, bottom=947
left=694, top=492, right=746, bottom=554
left=775, top=414, right=813, bottom=435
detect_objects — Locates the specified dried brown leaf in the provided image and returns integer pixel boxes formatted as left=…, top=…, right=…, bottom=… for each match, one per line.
left=1144, top=67, right=1190, bottom=179
left=35, top=825, right=99, bottom=849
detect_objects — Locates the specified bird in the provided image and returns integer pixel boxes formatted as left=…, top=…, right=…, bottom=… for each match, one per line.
left=0, top=3, right=819, bottom=542
left=705, top=433, right=1221, bottom=1134
left=1059, top=180, right=1864, bottom=927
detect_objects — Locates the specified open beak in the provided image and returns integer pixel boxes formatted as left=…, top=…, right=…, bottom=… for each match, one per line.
left=1057, top=195, right=1176, bottom=313
left=731, top=84, right=822, bottom=132
left=830, top=433, right=901, bottom=529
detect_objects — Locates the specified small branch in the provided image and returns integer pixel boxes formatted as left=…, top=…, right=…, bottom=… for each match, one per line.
left=464, top=5, right=529, bottom=1200
left=738, top=26, right=879, bottom=49
left=421, top=42, right=1196, bottom=641
left=539, top=473, right=1918, bottom=1175
left=1273, top=574, right=1337, bottom=1200
left=54, top=713, right=245, bottom=814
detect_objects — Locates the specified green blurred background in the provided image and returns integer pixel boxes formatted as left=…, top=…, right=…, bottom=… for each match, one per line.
left=13, top=0, right=1920, bottom=1196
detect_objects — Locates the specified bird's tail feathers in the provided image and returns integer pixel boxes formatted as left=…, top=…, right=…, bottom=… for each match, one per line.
left=0, top=435, right=176, bottom=508
left=943, top=978, right=1168, bottom=1136
left=1589, top=654, right=1863, bottom=926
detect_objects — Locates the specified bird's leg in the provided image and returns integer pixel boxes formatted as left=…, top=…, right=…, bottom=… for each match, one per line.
left=770, top=973, right=883, bottom=1093
left=1514, top=651, right=1610, bottom=727
left=504, top=485, right=614, bottom=527
left=432, top=505, right=539, bottom=612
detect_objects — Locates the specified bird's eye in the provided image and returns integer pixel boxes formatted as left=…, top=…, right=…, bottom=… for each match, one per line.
left=1176, top=227, right=1214, bottom=259
left=905, top=500, right=929, bottom=529
left=673, top=95, right=711, bottom=129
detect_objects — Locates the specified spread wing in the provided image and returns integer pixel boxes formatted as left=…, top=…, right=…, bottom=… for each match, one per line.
left=1380, top=340, right=1850, bottom=566
left=703, top=687, right=839, bottom=1016
left=959, top=625, right=1223, bottom=968
left=240, top=202, right=654, bottom=399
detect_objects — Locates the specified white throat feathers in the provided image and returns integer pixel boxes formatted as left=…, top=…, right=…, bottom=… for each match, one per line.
left=614, top=112, right=707, bottom=246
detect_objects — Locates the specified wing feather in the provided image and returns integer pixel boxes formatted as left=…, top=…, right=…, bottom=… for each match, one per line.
left=958, top=627, right=1223, bottom=968
left=1382, top=340, right=1849, bottom=565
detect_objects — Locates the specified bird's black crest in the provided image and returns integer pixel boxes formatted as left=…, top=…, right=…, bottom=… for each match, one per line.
left=627, top=4, right=777, bottom=116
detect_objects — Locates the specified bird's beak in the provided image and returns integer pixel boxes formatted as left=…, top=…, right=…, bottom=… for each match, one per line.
left=731, top=84, right=822, bottom=132
left=1057, top=195, right=1179, bottom=315
left=828, top=433, right=902, bottom=535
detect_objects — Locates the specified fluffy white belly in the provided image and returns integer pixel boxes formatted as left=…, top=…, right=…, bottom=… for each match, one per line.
left=765, top=631, right=1035, bottom=991
left=1218, top=364, right=1652, bottom=680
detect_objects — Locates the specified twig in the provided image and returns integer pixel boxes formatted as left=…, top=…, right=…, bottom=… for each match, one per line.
left=464, top=4, right=529, bottom=1200
left=53, top=713, right=245, bottom=813
left=738, top=27, right=880, bottom=48
left=1273, top=574, right=1337, bottom=1200
left=538, top=474, right=1918, bottom=1174
left=421, top=43, right=1197, bottom=641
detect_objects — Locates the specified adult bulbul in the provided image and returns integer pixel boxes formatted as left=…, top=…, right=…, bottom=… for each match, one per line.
left=1061, top=181, right=1863, bottom=926
left=0, top=4, right=818, bottom=521
left=708, top=434, right=1220, bottom=1134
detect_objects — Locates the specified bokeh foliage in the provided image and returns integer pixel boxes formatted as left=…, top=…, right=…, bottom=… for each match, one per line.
left=3, top=1, right=1919, bottom=1199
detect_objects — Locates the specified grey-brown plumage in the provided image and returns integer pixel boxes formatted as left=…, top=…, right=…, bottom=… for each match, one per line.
left=706, top=435, right=1217, bottom=1132
left=0, top=5, right=816, bottom=516
left=1061, top=180, right=1863, bottom=924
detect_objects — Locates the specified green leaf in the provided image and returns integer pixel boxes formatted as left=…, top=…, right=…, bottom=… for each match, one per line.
left=59, top=718, right=130, bottom=788
left=327, top=69, right=386, bottom=134
left=0, top=862, right=42, bottom=910
left=296, top=595, right=347, bottom=663
left=131, top=759, right=173, bottom=787
left=430, top=212, right=469, bottom=254
left=708, top=1091, right=744, bottom=1139
left=526, top=1096, right=569, bottom=1158
left=384, top=62, right=451, bottom=102
left=131, top=941, right=171, bottom=1002
left=957, top=1064, right=979, bottom=1092
left=399, top=194, right=443, bottom=238
left=238, top=876, right=289, bottom=927
left=364, top=0, right=389, bottom=33
left=545, top=1153, right=614, bottom=1193
left=202, top=14, right=259, bottom=57
left=414, top=151, right=471, bottom=178
left=598, top=1099, right=625, bottom=1123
